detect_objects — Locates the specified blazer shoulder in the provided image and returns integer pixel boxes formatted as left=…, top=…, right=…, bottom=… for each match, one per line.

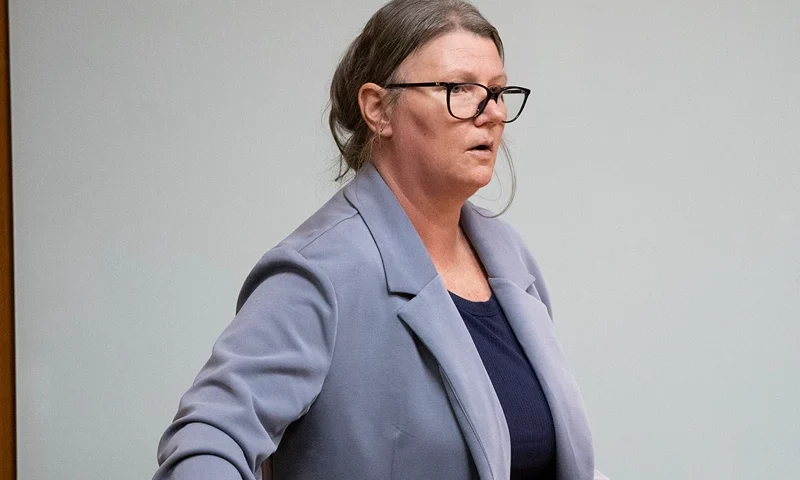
left=279, top=190, right=362, bottom=254
left=246, top=190, right=384, bottom=296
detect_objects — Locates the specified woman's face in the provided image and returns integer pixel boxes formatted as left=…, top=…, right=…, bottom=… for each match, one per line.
left=384, top=30, right=507, bottom=201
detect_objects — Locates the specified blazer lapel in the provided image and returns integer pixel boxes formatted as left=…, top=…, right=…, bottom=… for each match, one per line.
left=490, top=279, right=595, bottom=480
left=397, top=281, right=510, bottom=480
left=461, top=203, right=595, bottom=480
left=343, top=165, right=511, bottom=480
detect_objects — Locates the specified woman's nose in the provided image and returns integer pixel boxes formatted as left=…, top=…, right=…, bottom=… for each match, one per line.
left=476, top=96, right=506, bottom=124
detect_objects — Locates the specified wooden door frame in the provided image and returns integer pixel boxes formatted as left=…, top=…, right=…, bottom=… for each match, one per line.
left=1, top=0, right=15, bottom=477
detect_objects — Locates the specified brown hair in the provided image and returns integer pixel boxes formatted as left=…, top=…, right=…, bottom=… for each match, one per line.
left=328, top=0, right=505, bottom=180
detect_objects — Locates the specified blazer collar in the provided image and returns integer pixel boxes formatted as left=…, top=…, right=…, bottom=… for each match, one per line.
left=342, top=163, right=438, bottom=295
left=459, top=203, right=536, bottom=290
left=342, top=163, right=535, bottom=294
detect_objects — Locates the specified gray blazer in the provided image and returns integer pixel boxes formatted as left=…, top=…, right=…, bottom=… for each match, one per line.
left=155, top=164, right=601, bottom=480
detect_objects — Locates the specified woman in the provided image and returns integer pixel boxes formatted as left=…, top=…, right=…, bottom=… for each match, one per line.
left=155, top=1, right=607, bottom=479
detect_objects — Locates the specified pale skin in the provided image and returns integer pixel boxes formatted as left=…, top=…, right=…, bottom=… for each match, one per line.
left=358, top=30, right=508, bottom=301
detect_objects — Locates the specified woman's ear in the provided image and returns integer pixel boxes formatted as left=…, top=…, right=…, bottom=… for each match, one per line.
left=358, top=83, right=393, bottom=138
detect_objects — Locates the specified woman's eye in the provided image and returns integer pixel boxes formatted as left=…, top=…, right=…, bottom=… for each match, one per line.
left=451, top=85, right=466, bottom=94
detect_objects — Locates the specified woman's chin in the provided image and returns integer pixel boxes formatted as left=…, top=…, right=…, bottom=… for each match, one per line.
left=468, top=163, right=496, bottom=189
left=448, top=167, right=494, bottom=200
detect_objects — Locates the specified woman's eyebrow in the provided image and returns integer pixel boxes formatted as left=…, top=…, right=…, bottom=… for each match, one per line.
left=491, top=73, right=509, bottom=84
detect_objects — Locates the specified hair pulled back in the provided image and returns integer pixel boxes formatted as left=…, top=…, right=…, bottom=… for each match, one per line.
left=328, top=0, right=504, bottom=180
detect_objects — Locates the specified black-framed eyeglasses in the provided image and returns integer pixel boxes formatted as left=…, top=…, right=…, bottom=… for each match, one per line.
left=384, top=82, right=531, bottom=123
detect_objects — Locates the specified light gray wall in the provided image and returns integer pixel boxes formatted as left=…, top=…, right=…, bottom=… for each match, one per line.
left=10, top=1, right=799, bottom=479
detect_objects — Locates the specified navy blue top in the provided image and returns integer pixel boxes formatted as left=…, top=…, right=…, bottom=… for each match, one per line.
left=450, top=291, right=557, bottom=480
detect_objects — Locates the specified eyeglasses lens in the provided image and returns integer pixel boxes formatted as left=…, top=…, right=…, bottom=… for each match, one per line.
left=449, top=85, right=526, bottom=122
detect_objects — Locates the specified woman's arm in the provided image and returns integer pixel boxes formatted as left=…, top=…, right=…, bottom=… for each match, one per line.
left=153, top=245, right=338, bottom=480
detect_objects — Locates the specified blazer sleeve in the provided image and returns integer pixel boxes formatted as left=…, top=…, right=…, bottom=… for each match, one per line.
left=153, top=245, right=339, bottom=480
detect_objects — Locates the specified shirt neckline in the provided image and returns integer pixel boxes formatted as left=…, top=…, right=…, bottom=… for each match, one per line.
left=448, top=290, right=502, bottom=317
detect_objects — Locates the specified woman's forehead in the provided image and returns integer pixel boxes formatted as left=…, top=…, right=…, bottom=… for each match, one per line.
left=399, top=31, right=505, bottom=81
